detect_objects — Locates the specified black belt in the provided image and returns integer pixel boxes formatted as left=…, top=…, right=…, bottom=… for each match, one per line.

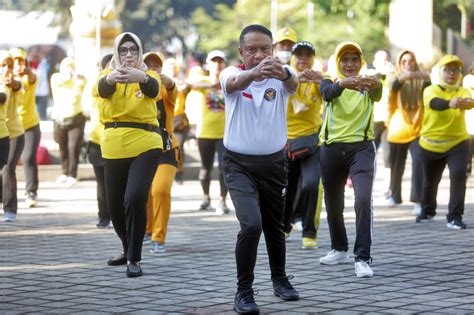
left=104, top=121, right=159, bottom=132
left=104, top=121, right=171, bottom=151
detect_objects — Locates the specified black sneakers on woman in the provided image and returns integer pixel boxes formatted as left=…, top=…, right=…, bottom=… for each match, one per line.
left=233, top=289, right=259, bottom=314
left=272, top=275, right=300, bottom=301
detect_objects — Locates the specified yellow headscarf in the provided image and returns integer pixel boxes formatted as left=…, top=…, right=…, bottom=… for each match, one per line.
left=437, top=54, right=463, bottom=91
left=334, top=41, right=364, bottom=80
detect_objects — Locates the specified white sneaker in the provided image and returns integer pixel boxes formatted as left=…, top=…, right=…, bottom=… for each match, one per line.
left=3, top=211, right=17, bottom=222
left=412, top=203, right=421, bottom=215
left=385, top=197, right=397, bottom=208
left=56, top=174, right=67, bottom=183
left=65, top=176, right=77, bottom=186
left=292, top=220, right=303, bottom=232
left=355, top=261, right=373, bottom=278
left=319, top=249, right=350, bottom=265
left=215, top=201, right=230, bottom=215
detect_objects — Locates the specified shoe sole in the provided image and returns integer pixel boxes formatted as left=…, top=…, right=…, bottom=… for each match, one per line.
left=126, top=270, right=143, bottom=278
left=150, top=249, right=166, bottom=253
left=233, top=305, right=260, bottom=314
left=320, top=257, right=351, bottom=265
left=273, top=291, right=300, bottom=301
left=356, top=272, right=374, bottom=278
left=301, top=246, right=318, bottom=250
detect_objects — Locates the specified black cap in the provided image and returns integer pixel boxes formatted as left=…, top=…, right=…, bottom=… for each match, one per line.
left=291, top=41, right=315, bottom=55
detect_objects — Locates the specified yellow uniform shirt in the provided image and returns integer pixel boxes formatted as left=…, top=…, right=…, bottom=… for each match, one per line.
left=420, top=85, right=471, bottom=153
left=89, top=91, right=104, bottom=145
left=17, top=75, right=40, bottom=130
left=174, top=89, right=187, bottom=116
left=0, top=86, right=9, bottom=139
left=287, top=82, right=323, bottom=139
left=51, top=73, right=86, bottom=121
left=186, top=76, right=225, bottom=139
left=99, top=69, right=163, bottom=159
left=6, top=88, right=25, bottom=138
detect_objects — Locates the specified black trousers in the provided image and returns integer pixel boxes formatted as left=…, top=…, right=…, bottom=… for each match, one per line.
left=89, top=142, right=109, bottom=221
left=21, top=124, right=41, bottom=194
left=0, top=136, right=10, bottom=202
left=1, top=135, right=25, bottom=214
left=223, top=149, right=287, bottom=291
left=53, top=114, right=86, bottom=178
left=320, top=141, right=375, bottom=261
left=197, top=138, right=227, bottom=198
left=283, top=148, right=323, bottom=238
left=420, top=140, right=469, bottom=222
left=104, top=149, right=160, bottom=262
left=388, top=139, right=422, bottom=204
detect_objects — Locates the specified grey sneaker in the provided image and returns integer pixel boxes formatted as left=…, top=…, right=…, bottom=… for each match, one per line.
left=199, top=197, right=212, bottom=211
left=150, top=241, right=166, bottom=253
left=215, top=201, right=230, bottom=215
left=447, top=219, right=467, bottom=230
left=3, top=211, right=17, bottom=222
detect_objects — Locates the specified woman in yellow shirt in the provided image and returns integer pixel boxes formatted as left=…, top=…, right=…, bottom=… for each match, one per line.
left=10, top=48, right=41, bottom=208
left=386, top=50, right=430, bottom=213
left=50, top=57, right=87, bottom=186
left=97, top=32, right=162, bottom=277
left=283, top=41, right=324, bottom=250
left=185, top=50, right=228, bottom=214
left=1, top=50, right=25, bottom=223
left=0, top=70, right=10, bottom=214
left=143, top=52, right=180, bottom=253
left=462, top=63, right=474, bottom=175
left=416, top=55, right=473, bottom=229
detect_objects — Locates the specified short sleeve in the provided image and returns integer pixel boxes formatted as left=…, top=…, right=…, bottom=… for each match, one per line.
left=219, top=66, right=239, bottom=95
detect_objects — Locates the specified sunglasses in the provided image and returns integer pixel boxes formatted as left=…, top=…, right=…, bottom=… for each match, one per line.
left=118, top=46, right=139, bottom=56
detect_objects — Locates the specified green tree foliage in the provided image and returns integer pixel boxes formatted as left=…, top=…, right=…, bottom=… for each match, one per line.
left=192, top=0, right=391, bottom=61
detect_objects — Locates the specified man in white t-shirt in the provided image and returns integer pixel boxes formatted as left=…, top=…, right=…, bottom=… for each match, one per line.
left=219, top=24, right=299, bottom=314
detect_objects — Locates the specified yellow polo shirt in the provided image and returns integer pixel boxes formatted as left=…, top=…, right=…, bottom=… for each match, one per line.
left=0, top=86, right=9, bottom=138
left=98, top=69, right=163, bottom=159
left=17, top=75, right=40, bottom=130
left=420, top=85, right=471, bottom=153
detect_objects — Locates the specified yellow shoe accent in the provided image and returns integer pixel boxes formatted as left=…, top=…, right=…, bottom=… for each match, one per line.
left=302, top=237, right=318, bottom=250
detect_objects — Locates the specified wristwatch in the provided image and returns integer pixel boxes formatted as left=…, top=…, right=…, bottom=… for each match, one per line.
left=282, top=66, right=292, bottom=81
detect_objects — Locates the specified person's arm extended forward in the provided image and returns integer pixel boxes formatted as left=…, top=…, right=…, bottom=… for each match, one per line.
left=224, top=68, right=258, bottom=94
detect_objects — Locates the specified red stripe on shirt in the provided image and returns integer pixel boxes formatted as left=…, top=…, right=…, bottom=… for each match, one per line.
left=242, top=92, right=252, bottom=99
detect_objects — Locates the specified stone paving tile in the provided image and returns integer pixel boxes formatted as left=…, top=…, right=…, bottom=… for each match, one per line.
left=1, top=170, right=473, bottom=314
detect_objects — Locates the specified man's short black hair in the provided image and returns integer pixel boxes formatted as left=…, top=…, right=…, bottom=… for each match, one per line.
left=239, top=24, right=272, bottom=46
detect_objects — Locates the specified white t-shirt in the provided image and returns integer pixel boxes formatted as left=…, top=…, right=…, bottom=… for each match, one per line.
left=220, top=65, right=295, bottom=155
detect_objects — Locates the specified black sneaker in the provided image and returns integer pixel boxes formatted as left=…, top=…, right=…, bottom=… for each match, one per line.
left=272, top=275, right=300, bottom=301
left=96, top=218, right=111, bottom=229
left=198, top=197, right=211, bottom=210
left=233, top=289, right=259, bottom=314
left=447, top=218, right=467, bottom=230
left=415, top=213, right=434, bottom=223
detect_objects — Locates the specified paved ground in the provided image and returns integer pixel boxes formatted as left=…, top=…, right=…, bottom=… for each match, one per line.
left=1, top=158, right=474, bottom=314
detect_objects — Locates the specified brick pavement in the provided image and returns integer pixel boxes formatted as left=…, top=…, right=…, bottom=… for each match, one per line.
left=1, top=164, right=473, bottom=314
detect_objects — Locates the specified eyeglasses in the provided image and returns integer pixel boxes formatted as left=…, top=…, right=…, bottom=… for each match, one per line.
left=443, top=67, right=460, bottom=74
left=118, top=46, right=139, bottom=56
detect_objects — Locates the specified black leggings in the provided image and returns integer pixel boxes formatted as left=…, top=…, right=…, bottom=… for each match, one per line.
left=104, top=149, right=160, bottom=263
left=21, top=124, right=41, bottom=194
left=420, top=140, right=469, bottom=222
left=197, top=138, right=227, bottom=198
left=89, top=142, right=109, bottom=221
left=54, top=114, right=86, bottom=178
left=1, top=135, right=25, bottom=214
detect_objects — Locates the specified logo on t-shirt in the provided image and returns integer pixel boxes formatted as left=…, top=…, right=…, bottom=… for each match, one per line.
left=264, top=88, right=276, bottom=101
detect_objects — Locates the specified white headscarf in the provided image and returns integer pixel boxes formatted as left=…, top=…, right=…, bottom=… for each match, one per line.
left=109, top=32, right=147, bottom=71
